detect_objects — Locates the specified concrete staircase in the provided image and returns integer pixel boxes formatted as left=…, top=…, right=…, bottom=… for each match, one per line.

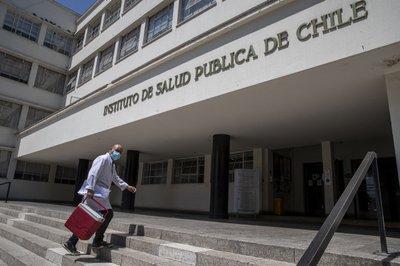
left=0, top=203, right=292, bottom=265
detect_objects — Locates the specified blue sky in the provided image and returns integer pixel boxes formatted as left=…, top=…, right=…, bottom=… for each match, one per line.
left=57, top=0, right=97, bottom=15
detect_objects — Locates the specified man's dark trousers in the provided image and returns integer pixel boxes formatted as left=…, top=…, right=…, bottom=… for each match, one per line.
left=67, top=209, right=114, bottom=246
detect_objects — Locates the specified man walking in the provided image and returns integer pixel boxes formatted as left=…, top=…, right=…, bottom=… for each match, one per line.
left=63, top=144, right=137, bottom=254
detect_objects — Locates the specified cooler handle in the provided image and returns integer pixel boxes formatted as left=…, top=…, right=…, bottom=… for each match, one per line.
left=82, top=197, right=109, bottom=217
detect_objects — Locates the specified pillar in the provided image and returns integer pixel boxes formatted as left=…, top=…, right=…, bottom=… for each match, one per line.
left=322, top=141, right=335, bottom=214
left=172, top=0, right=180, bottom=27
left=209, top=134, right=230, bottom=219
left=386, top=71, right=400, bottom=185
left=73, top=159, right=90, bottom=205
left=121, top=150, right=140, bottom=211
left=28, top=63, right=39, bottom=88
left=17, top=105, right=29, bottom=130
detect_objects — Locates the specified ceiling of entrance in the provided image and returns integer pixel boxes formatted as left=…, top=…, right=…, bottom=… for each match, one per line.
left=19, top=43, right=400, bottom=166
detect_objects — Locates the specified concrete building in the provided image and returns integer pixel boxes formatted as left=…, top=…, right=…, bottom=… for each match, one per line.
left=1, top=0, right=400, bottom=221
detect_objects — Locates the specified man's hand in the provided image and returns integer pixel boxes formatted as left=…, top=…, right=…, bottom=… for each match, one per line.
left=127, top=186, right=137, bottom=193
left=87, top=189, right=94, bottom=199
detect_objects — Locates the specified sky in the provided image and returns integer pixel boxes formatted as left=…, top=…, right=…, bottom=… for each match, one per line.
left=57, top=0, right=97, bottom=15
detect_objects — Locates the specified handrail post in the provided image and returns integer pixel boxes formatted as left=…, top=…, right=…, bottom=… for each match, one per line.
left=372, top=158, right=388, bottom=253
left=5, top=183, right=10, bottom=203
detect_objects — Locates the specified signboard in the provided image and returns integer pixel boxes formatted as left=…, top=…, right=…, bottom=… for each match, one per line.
left=233, top=169, right=261, bottom=215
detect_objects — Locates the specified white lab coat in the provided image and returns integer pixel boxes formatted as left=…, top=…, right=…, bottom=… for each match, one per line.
left=78, top=153, right=128, bottom=211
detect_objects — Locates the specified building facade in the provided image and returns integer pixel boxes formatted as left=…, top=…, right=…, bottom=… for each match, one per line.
left=1, top=0, right=400, bottom=220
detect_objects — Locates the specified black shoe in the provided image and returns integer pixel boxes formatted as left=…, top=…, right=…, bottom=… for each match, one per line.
left=63, top=242, right=78, bottom=255
left=92, top=240, right=113, bottom=249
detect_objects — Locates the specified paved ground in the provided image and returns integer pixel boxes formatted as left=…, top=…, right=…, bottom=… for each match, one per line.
left=7, top=201, right=400, bottom=264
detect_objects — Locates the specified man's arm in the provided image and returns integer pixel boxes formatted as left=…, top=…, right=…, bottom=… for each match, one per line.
left=86, top=156, right=105, bottom=198
left=111, top=165, right=136, bottom=193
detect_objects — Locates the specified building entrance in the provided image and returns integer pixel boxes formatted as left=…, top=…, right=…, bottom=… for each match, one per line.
left=304, top=162, right=325, bottom=217
left=351, top=157, right=400, bottom=221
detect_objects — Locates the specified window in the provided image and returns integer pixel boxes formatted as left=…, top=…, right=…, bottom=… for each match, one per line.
left=0, top=150, right=11, bottom=178
left=44, top=29, right=73, bottom=56
left=96, top=44, right=114, bottom=74
left=180, top=0, right=215, bottom=22
left=229, top=151, right=253, bottom=182
left=14, top=161, right=50, bottom=182
left=118, top=27, right=139, bottom=59
left=173, top=157, right=204, bottom=184
left=0, top=99, right=21, bottom=129
left=86, top=20, right=100, bottom=43
left=34, top=66, right=66, bottom=95
left=75, top=34, right=84, bottom=53
left=0, top=51, right=31, bottom=83
left=79, top=59, right=94, bottom=85
left=3, top=11, right=41, bottom=42
left=146, top=4, right=173, bottom=43
left=142, top=161, right=168, bottom=185
left=65, top=71, right=77, bottom=93
left=103, top=2, right=120, bottom=30
left=55, top=166, right=76, bottom=185
left=124, top=0, right=141, bottom=12
left=25, top=107, right=51, bottom=128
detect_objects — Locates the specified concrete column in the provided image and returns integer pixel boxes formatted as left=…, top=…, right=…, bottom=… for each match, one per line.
left=37, top=23, right=47, bottom=45
left=166, top=158, right=173, bottom=184
left=100, top=11, right=106, bottom=32
left=322, top=141, right=335, bottom=214
left=262, top=148, right=274, bottom=212
left=6, top=149, right=17, bottom=180
left=76, top=66, right=82, bottom=86
left=386, top=71, right=400, bottom=185
left=172, top=0, right=180, bottom=27
left=209, top=134, right=230, bottom=219
left=17, top=105, right=29, bottom=130
left=83, top=27, right=89, bottom=47
left=0, top=4, right=7, bottom=25
left=113, top=37, right=121, bottom=64
left=48, top=163, right=57, bottom=183
left=204, top=154, right=211, bottom=185
left=121, top=150, right=140, bottom=211
left=73, top=159, right=90, bottom=205
left=92, top=53, right=100, bottom=78
left=138, top=20, right=147, bottom=47
left=253, top=148, right=263, bottom=212
left=120, top=0, right=126, bottom=16
left=28, top=63, right=39, bottom=88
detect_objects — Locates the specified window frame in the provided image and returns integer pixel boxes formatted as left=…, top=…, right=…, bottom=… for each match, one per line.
left=96, top=44, right=115, bottom=75
left=3, top=10, right=41, bottom=42
left=0, top=51, right=32, bottom=84
left=117, top=26, right=140, bottom=62
left=78, top=58, right=95, bottom=86
left=142, top=161, right=168, bottom=185
left=25, top=107, right=51, bottom=128
left=43, top=28, right=73, bottom=56
left=34, top=66, right=66, bottom=95
left=0, top=99, right=22, bottom=129
left=65, top=71, right=78, bottom=94
left=103, top=1, right=121, bottom=31
left=55, top=165, right=77, bottom=185
left=178, top=0, right=217, bottom=24
left=123, top=0, right=142, bottom=14
left=145, top=3, right=174, bottom=44
left=86, top=19, right=101, bottom=44
left=14, top=161, right=50, bottom=182
left=229, top=151, right=254, bottom=182
left=173, top=156, right=205, bottom=184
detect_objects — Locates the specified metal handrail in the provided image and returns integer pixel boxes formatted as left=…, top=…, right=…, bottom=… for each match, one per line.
left=298, top=151, right=388, bottom=265
left=0, top=181, right=11, bottom=203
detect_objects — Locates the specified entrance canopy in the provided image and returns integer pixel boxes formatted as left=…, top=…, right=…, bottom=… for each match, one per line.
left=16, top=43, right=399, bottom=166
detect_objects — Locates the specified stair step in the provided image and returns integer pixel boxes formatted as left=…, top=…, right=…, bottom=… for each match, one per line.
left=159, top=242, right=211, bottom=265
left=46, top=247, right=118, bottom=266
left=0, top=212, right=13, bottom=224
left=96, top=247, right=187, bottom=266
left=0, top=234, right=56, bottom=266
left=196, top=250, right=295, bottom=266
left=0, top=221, right=60, bottom=258
left=126, top=235, right=171, bottom=255
left=0, top=206, right=22, bottom=218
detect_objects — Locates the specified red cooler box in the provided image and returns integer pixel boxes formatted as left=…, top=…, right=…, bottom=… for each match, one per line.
left=65, top=198, right=107, bottom=240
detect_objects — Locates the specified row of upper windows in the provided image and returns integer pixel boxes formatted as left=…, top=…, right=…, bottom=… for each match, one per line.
left=0, top=51, right=67, bottom=96
left=68, top=0, right=216, bottom=93
left=3, top=10, right=74, bottom=56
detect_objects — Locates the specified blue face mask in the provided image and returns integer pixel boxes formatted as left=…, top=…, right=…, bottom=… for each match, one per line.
left=110, top=151, right=121, bottom=161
